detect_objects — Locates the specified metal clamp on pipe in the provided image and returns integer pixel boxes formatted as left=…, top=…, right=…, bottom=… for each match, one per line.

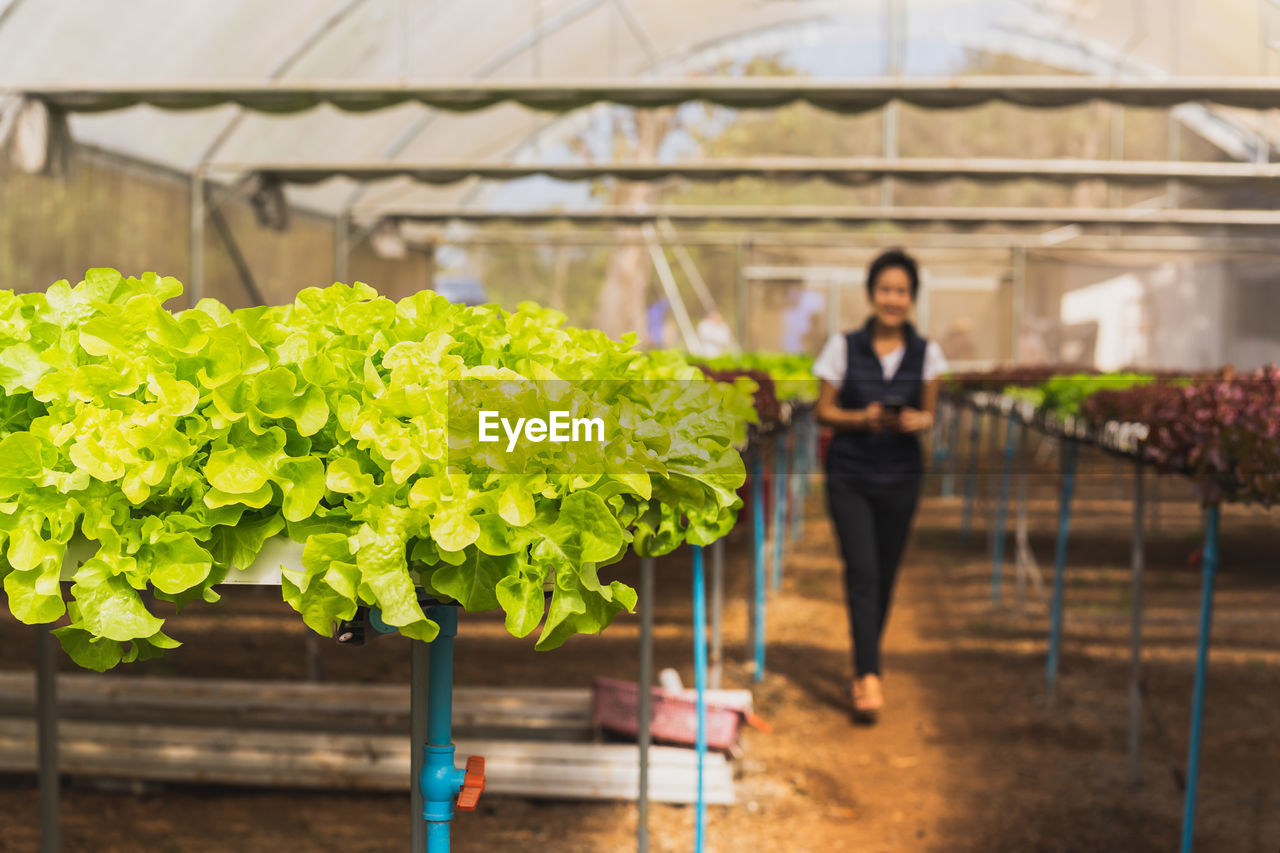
left=334, top=605, right=399, bottom=645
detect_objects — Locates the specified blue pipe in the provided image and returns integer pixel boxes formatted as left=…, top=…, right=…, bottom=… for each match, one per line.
left=1046, top=440, right=1078, bottom=701
left=771, top=431, right=789, bottom=590
left=1180, top=504, right=1220, bottom=853
left=752, top=449, right=766, bottom=682
left=369, top=607, right=397, bottom=634
left=960, top=408, right=981, bottom=544
left=990, top=415, right=1018, bottom=603
left=691, top=545, right=708, bottom=853
left=426, top=821, right=450, bottom=851
left=420, top=604, right=463, bottom=852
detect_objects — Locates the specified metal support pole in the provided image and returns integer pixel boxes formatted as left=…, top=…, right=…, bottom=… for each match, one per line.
left=1046, top=440, right=1078, bottom=701
left=637, top=556, right=654, bottom=852
left=645, top=234, right=699, bottom=352
left=189, top=170, right=205, bottom=307
left=789, top=412, right=806, bottom=542
left=1150, top=472, right=1162, bottom=535
left=1109, top=104, right=1125, bottom=238
left=410, top=635, right=428, bottom=853
left=1014, top=421, right=1042, bottom=611
left=880, top=0, right=901, bottom=208
left=1167, top=0, right=1182, bottom=206
left=709, top=541, right=725, bottom=691
left=1128, top=463, right=1146, bottom=785
left=942, top=400, right=960, bottom=498
left=735, top=240, right=749, bottom=348
left=37, top=624, right=59, bottom=853
left=691, top=545, right=708, bottom=853
left=807, top=409, right=820, bottom=502
left=752, top=448, right=767, bottom=682
left=960, top=406, right=981, bottom=544
left=827, top=277, right=842, bottom=340
left=990, top=414, right=1018, bottom=604
left=304, top=633, right=322, bottom=682
left=335, top=213, right=351, bottom=284
left=1180, top=504, right=1220, bottom=853
left=931, top=398, right=948, bottom=485
left=986, top=410, right=1002, bottom=553
left=771, top=431, right=789, bottom=591
left=1010, top=246, right=1026, bottom=363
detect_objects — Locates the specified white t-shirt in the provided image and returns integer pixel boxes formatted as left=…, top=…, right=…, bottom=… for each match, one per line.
left=813, top=332, right=949, bottom=386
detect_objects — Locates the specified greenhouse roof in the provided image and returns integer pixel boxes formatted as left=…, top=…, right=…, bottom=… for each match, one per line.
left=217, top=157, right=1280, bottom=188
left=2, top=0, right=1279, bottom=218
left=24, top=78, right=1280, bottom=114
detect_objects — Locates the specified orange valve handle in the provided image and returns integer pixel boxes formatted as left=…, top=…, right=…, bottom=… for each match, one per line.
left=457, top=756, right=485, bottom=811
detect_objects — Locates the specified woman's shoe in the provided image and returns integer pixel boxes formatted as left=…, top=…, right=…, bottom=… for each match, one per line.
left=852, top=674, right=884, bottom=724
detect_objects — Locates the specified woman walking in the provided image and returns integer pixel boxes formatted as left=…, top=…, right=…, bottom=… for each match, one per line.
left=813, top=249, right=948, bottom=723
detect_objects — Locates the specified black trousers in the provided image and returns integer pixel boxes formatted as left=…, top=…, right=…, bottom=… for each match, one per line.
left=825, top=473, right=921, bottom=678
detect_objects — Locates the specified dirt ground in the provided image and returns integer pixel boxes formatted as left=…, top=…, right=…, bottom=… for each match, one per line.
left=2, top=450, right=1279, bottom=852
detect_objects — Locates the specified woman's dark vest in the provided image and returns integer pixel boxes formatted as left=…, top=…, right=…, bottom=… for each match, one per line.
left=826, top=319, right=928, bottom=485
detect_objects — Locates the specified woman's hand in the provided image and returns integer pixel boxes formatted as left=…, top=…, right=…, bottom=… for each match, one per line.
left=897, top=407, right=934, bottom=433
left=862, top=401, right=891, bottom=433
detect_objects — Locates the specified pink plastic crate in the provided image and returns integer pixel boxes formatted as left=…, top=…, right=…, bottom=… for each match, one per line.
left=591, top=676, right=743, bottom=752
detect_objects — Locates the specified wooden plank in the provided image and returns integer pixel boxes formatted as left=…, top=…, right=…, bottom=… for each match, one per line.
left=0, top=673, right=594, bottom=738
left=0, top=673, right=752, bottom=736
left=0, top=718, right=733, bottom=804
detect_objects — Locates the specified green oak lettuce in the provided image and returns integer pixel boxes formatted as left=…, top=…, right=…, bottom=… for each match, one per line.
left=0, top=270, right=748, bottom=669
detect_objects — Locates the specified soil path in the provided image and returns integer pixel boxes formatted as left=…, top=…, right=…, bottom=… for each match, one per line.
left=1, top=477, right=1277, bottom=852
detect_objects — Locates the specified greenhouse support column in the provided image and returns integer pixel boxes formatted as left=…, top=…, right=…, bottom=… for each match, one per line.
left=960, top=407, right=981, bottom=544
left=1046, top=440, right=1078, bottom=702
left=990, top=414, right=1018, bottom=604
left=771, top=431, right=789, bottom=591
left=709, top=540, right=725, bottom=691
left=637, top=556, right=654, bottom=853
left=752, top=448, right=766, bottom=682
left=1180, top=504, right=1220, bottom=853
left=691, top=546, right=708, bottom=853
left=1128, top=462, right=1146, bottom=785
left=37, top=623, right=59, bottom=853
left=189, top=170, right=205, bottom=307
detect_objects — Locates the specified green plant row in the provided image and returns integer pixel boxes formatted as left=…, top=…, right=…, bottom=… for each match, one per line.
left=0, top=271, right=750, bottom=670
left=999, top=372, right=1156, bottom=417
left=701, top=352, right=818, bottom=403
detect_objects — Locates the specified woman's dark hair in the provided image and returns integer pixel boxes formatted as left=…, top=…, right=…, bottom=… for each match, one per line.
left=865, top=248, right=920, bottom=301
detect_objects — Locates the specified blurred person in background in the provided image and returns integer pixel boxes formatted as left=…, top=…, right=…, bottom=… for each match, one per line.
left=813, top=249, right=948, bottom=723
